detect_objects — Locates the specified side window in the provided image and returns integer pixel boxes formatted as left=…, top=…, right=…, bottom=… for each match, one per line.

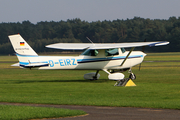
left=105, top=48, right=119, bottom=56
left=93, top=50, right=98, bottom=56
left=121, top=48, right=126, bottom=53
left=81, top=49, right=98, bottom=56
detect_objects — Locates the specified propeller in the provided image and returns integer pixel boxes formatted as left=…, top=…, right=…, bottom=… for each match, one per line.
left=139, top=39, right=146, bottom=71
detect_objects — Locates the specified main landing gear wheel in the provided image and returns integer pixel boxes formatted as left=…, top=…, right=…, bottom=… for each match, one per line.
left=84, top=70, right=100, bottom=80
left=92, top=70, right=99, bottom=80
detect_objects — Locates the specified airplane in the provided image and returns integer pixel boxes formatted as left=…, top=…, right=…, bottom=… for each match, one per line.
left=9, top=34, right=169, bottom=85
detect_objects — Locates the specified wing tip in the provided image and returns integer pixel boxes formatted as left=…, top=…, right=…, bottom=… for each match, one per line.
left=149, top=41, right=169, bottom=47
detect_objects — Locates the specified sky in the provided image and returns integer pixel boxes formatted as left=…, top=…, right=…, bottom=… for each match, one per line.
left=0, top=0, right=180, bottom=24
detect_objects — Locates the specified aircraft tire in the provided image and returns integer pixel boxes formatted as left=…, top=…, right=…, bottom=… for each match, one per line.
left=129, top=73, right=136, bottom=80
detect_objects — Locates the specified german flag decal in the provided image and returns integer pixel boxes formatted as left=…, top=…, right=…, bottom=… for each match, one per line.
left=20, top=42, right=25, bottom=46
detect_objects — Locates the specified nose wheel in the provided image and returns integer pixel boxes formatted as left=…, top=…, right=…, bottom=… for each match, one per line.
left=128, top=69, right=136, bottom=80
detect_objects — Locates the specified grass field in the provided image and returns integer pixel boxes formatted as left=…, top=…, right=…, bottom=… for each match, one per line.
left=0, top=53, right=180, bottom=114
left=0, top=105, right=86, bottom=120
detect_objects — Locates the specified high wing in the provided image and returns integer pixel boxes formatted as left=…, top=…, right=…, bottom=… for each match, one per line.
left=46, top=43, right=92, bottom=50
left=46, top=41, right=169, bottom=50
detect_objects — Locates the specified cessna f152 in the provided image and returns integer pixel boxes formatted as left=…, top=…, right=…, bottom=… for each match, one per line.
left=9, top=34, right=169, bottom=85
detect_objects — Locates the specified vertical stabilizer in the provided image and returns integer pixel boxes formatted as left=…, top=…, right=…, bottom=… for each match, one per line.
left=8, top=34, right=39, bottom=67
left=8, top=34, right=38, bottom=56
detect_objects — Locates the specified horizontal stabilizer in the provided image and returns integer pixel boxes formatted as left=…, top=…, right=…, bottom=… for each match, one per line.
left=20, top=63, right=49, bottom=68
left=11, top=63, right=20, bottom=67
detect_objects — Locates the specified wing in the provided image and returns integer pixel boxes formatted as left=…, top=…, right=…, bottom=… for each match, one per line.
left=46, top=43, right=93, bottom=50
left=46, top=41, right=169, bottom=50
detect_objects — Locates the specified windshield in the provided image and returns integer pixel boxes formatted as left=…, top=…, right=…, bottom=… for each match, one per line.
left=105, top=48, right=119, bottom=56
left=81, top=49, right=99, bottom=56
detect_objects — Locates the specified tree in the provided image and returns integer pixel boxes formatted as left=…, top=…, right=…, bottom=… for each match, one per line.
left=0, top=17, right=180, bottom=54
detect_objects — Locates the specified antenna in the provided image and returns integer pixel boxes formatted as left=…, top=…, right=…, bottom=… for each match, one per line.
left=86, top=37, right=94, bottom=46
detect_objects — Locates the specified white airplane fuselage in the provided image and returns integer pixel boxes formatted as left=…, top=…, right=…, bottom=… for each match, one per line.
left=17, top=49, right=146, bottom=70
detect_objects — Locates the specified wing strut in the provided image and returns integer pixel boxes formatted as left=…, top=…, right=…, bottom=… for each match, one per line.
left=120, top=47, right=135, bottom=66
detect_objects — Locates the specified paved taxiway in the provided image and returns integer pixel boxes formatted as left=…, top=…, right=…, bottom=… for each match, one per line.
left=1, top=102, right=180, bottom=120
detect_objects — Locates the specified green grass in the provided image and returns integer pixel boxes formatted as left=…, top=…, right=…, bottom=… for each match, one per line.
left=0, top=52, right=180, bottom=110
left=144, top=52, right=180, bottom=61
left=1, top=68, right=180, bottom=109
left=0, top=105, right=86, bottom=120
left=0, top=55, right=18, bottom=62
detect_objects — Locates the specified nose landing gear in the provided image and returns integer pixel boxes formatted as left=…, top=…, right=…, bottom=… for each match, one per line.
left=128, top=69, right=136, bottom=80
left=114, top=69, right=137, bottom=87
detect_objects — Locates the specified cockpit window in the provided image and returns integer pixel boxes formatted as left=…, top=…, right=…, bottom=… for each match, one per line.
left=81, top=49, right=98, bottom=56
left=121, top=48, right=126, bottom=53
left=105, top=48, right=119, bottom=56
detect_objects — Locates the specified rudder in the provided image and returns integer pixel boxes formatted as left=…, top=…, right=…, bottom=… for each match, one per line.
left=9, top=34, right=39, bottom=67
left=8, top=34, right=38, bottom=56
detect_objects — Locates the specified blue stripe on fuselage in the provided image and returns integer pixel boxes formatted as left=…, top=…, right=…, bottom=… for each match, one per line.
left=77, top=55, right=143, bottom=63
left=16, top=53, right=38, bottom=57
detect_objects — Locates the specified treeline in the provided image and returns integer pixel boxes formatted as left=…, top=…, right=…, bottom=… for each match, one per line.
left=0, top=17, right=180, bottom=55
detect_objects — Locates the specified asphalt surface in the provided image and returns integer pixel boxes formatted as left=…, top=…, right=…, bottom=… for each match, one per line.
left=1, top=102, right=180, bottom=120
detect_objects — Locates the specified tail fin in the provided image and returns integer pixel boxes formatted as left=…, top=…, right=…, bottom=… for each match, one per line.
left=8, top=34, right=37, bottom=56
left=9, top=34, right=49, bottom=68
left=9, top=34, right=40, bottom=68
